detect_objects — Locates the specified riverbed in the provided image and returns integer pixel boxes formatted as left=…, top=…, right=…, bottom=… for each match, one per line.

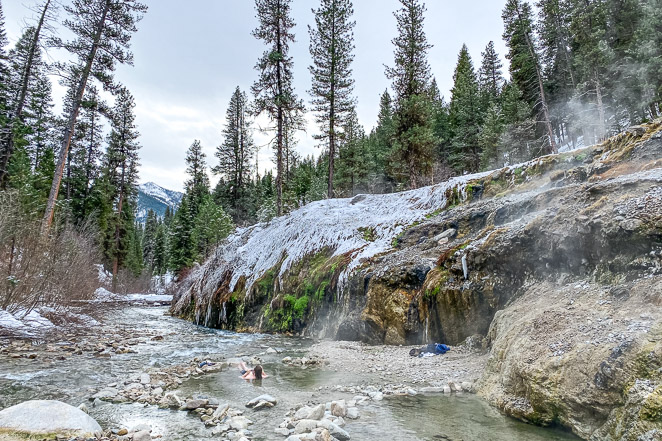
left=0, top=306, right=579, bottom=440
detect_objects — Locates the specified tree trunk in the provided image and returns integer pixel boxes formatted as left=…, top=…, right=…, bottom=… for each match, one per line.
left=275, top=4, right=284, bottom=217
left=41, top=0, right=111, bottom=235
left=595, top=72, right=606, bottom=141
left=0, top=0, right=52, bottom=187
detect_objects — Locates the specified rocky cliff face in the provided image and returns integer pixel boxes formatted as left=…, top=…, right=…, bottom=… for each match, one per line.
left=172, top=121, right=662, bottom=440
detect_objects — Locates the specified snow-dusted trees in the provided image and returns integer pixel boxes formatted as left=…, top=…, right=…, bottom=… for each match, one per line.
left=251, top=0, right=305, bottom=216
left=308, top=0, right=356, bottom=198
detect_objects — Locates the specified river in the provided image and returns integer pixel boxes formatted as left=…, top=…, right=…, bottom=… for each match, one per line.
left=0, top=306, right=579, bottom=441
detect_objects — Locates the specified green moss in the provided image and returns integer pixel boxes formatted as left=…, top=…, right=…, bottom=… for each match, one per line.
left=358, top=226, right=377, bottom=242
left=641, top=387, right=662, bottom=421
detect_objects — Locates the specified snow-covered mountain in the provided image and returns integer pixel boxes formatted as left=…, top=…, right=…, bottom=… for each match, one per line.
left=137, top=182, right=183, bottom=222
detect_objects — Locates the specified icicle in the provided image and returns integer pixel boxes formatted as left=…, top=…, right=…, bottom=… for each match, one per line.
left=462, top=254, right=469, bottom=280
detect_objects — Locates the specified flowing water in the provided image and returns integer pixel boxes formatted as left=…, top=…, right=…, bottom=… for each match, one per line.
left=0, top=306, right=579, bottom=441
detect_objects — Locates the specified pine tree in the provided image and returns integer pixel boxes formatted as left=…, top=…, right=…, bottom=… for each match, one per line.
left=503, top=0, right=557, bottom=153
left=100, top=87, right=141, bottom=290
left=536, top=0, right=577, bottom=143
left=168, top=194, right=195, bottom=271
left=0, top=0, right=56, bottom=188
left=428, top=78, right=452, bottom=177
left=192, top=196, right=233, bottom=260
left=42, top=0, right=147, bottom=233
left=335, top=109, right=365, bottom=196
left=449, top=45, right=482, bottom=173
left=479, top=103, right=504, bottom=169
left=568, top=0, right=611, bottom=141
left=251, top=0, right=305, bottom=217
left=308, top=0, right=356, bottom=198
left=632, top=0, right=662, bottom=117
left=68, top=86, right=104, bottom=220
left=478, top=41, right=504, bottom=106
left=142, top=209, right=158, bottom=270
left=153, top=220, right=167, bottom=275
left=184, top=139, right=210, bottom=218
left=371, top=89, right=395, bottom=189
left=214, top=87, right=254, bottom=222
left=0, top=0, right=11, bottom=184
left=500, top=81, right=537, bottom=163
left=385, top=0, right=436, bottom=189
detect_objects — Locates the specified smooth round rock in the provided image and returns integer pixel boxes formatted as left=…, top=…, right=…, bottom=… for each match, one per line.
left=0, top=400, right=102, bottom=436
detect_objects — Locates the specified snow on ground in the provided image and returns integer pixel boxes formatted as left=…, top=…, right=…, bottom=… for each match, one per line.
left=126, top=294, right=173, bottom=303
left=0, top=309, right=26, bottom=331
left=96, top=264, right=112, bottom=286
left=0, top=308, right=54, bottom=336
left=91, top=288, right=172, bottom=304
left=191, top=170, right=492, bottom=302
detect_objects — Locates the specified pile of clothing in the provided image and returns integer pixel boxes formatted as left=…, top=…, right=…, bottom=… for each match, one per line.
left=409, top=343, right=450, bottom=357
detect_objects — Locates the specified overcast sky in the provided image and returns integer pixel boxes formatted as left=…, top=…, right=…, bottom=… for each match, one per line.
left=4, top=0, right=509, bottom=192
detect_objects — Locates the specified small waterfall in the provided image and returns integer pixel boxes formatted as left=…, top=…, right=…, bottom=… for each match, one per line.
left=220, top=301, right=227, bottom=324
left=424, top=316, right=430, bottom=343
left=462, top=254, right=469, bottom=280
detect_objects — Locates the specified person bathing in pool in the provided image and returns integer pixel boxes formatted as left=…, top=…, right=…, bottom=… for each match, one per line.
left=238, top=361, right=268, bottom=380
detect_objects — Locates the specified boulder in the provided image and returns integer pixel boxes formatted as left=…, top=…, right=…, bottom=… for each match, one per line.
left=0, top=400, right=102, bottom=436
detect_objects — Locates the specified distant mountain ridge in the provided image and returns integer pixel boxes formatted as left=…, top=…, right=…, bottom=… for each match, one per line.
left=137, top=182, right=183, bottom=222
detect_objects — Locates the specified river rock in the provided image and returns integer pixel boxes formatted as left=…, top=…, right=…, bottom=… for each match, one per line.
left=346, top=407, right=359, bottom=420
left=316, top=420, right=350, bottom=440
left=92, top=387, right=118, bottom=400
left=275, top=427, right=291, bottom=436
left=140, top=373, right=151, bottom=384
left=133, top=430, right=151, bottom=441
left=294, top=419, right=319, bottom=434
left=183, top=399, right=208, bottom=410
left=0, top=400, right=102, bottom=436
left=307, top=404, right=325, bottom=421
left=228, top=416, right=252, bottom=431
left=330, top=400, right=346, bottom=417
left=246, top=394, right=277, bottom=408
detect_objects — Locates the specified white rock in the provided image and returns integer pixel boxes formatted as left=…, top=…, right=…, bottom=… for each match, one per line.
left=140, top=373, right=151, bottom=385
left=307, top=404, right=325, bottom=421
left=346, top=407, right=359, bottom=420
left=330, top=400, right=347, bottom=417
left=229, top=416, right=252, bottom=431
left=0, top=400, right=101, bottom=436
left=294, top=419, right=319, bottom=434
left=133, top=430, right=151, bottom=441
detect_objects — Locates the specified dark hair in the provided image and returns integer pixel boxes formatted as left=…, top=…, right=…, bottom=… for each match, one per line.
left=254, top=365, right=263, bottom=380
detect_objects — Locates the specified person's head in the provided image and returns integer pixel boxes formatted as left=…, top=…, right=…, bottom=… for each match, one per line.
left=254, top=365, right=263, bottom=380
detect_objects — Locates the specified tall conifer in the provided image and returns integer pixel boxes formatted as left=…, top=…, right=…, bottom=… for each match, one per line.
left=308, top=0, right=356, bottom=198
